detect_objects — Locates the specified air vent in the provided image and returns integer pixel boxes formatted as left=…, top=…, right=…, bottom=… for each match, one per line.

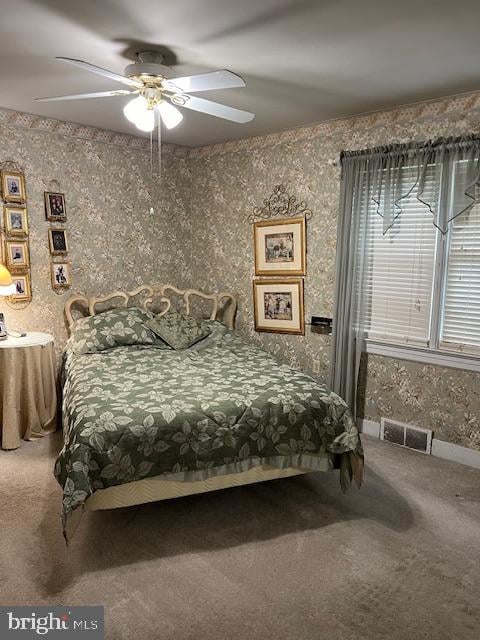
left=380, top=418, right=432, bottom=454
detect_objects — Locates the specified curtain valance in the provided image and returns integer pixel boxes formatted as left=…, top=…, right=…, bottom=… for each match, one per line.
left=341, top=135, right=480, bottom=234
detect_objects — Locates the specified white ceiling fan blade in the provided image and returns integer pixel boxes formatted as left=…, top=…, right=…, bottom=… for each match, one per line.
left=56, top=57, right=143, bottom=89
left=174, top=95, right=254, bottom=123
left=156, top=102, right=183, bottom=129
left=36, top=89, right=133, bottom=102
left=163, top=70, right=245, bottom=94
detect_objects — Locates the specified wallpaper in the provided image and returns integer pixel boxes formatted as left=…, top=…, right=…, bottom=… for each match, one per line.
left=188, top=92, right=480, bottom=451
left=2, top=92, right=480, bottom=452
left=0, top=121, right=191, bottom=358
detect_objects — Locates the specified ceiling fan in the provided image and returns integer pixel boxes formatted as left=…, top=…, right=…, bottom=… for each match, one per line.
left=36, top=51, right=254, bottom=132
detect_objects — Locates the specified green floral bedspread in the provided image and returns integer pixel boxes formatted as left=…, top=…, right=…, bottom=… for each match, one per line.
left=55, top=321, right=363, bottom=538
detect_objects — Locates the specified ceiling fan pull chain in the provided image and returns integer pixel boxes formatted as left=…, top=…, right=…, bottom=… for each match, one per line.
left=157, top=109, right=162, bottom=186
left=150, top=130, right=153, bottom=180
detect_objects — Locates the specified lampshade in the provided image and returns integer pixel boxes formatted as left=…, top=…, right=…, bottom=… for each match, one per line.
left=123, top=96, right=155, bottom=132
left=156, top=101, right=183, bottom=130
left=0, top=264, right=15, bottom=296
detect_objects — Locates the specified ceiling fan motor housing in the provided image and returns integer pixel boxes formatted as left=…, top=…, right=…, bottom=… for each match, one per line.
left=124, top=51, right=172, bottom=82
left=125, top=62, right=171, bottom=78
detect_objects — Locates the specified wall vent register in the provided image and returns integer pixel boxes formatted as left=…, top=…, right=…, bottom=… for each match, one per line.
left=380, top=417, right=433, bottom=454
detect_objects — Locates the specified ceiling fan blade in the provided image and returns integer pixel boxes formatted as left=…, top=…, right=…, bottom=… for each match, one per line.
left=56, top=57, right=143, bottom=88
left=174, top=95, right=254, bottom=123
left=163, top=70, right=245, bottom=94
left=35, top=89, right=133, bottom=102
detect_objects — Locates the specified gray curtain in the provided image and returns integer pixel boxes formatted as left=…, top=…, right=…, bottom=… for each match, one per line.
left=329, top=135, right=480, bottom=416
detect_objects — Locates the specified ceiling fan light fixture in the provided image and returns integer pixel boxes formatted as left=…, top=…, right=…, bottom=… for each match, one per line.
left=123, top=96, right=154, bottom=131
left=123, top=96, right=146, bottom=124
left=156, top=101, right=183, bottom=130
left=134, top=109, right=155, bottom=132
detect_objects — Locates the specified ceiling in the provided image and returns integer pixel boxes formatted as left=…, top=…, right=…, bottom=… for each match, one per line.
left=2, top=0, right=480, bottom=147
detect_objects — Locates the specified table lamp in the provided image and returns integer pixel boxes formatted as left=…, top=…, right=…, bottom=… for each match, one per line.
left=0, top=264, right=24, bottom=338
left=0, top=264, right=15, bottom=296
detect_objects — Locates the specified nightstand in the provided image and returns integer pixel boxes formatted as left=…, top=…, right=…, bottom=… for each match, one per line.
left=0, top=332, right=57, bottom=450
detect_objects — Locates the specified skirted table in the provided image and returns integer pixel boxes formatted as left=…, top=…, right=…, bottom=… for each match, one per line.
left=0, top=332, right=57, bottom=450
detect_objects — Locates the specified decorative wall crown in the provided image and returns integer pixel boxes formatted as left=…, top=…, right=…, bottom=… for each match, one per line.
left=249, top=184, right=312, bottom=223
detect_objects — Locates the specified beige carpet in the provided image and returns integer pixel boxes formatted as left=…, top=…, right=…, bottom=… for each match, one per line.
left=1, top=432, right=479, bottom=640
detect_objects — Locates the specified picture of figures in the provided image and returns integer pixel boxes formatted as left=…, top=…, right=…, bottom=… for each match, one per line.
left=264, top=292, right=293, bottom=321
left=5, top=240, right=29, bottom=271
left=10, top=212, right=21, bottom=228
left=265, top=232, right=294, bottom=263
left=10, top=273, right=31, bottom=302
left=254, top=217, right=306, bottom=276
left=4, top=206, right=29, bottom=236
left=253, top=279, right=304, bottom=335
left=1, top=171, right=26, bottom=203
left=8, top=177, right=20, bottom=194
left=44, top=192, right=66, bottom=221
left=48, top=228, right=68, bottom=255
left=51, top=262, right=71, bottom=289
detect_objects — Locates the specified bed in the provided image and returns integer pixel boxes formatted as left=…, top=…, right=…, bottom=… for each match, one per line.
left=55, top=283, right=363, bottom=541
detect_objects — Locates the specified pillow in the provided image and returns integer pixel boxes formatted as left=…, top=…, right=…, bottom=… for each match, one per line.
left=146, top=309, right=211, bottom=350
left=69, top=307, right=156, bottom=354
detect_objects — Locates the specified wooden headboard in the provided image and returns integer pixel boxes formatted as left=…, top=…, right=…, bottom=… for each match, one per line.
left=64, top=283, right=237, bottom=333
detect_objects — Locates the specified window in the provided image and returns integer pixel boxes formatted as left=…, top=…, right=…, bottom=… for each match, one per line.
left=357, top=160, right=480, bottom=357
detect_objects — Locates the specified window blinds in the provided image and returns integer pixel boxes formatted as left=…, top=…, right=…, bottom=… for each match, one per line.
left=441, top=190, right=480, bottom=354
left=358, top=164, right=438, bottom=346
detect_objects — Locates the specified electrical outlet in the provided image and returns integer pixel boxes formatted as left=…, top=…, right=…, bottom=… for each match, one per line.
left=312, top=359, right=320, bottom=374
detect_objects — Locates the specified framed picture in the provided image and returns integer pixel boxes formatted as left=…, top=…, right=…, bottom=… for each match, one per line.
left=10, top=272, right=32, bottom=302
left=48, top=228, right=68, bottom=255
left=1, top=171, right=26, bottom=203
left=44, top=192, right=66, bottom=222
left=254, top=217, right=306, bottom=276
left=4, top=206, right=28, bottom=237
left=5, top=240, right=29, bottom=271
left=253, top=279, right=304, bottom=335
left=51, top=261, right=71, bottom=289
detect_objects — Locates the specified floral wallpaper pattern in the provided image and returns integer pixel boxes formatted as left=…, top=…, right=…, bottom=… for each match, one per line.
left=2, top=90, right=480, bottom=451
left=0, top=121, right=191, bottom=359
left=188, top=92, right=480, bottom=451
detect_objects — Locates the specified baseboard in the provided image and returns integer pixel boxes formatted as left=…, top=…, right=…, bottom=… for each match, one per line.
left=357, top=419, right=480, bottom=470
left=430, top=439, right=480, bottom=470
left=358, top=419, right=380, bottom=438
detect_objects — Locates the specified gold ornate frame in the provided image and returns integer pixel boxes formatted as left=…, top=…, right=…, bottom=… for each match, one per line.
left=254, top=216, right=306, bottom=276
left=64, top=283, right=238, bottom=332
left=10, top=272, right=31, bottom=302
left=253, top=278, right=305, bottom=335
left=5, top=239, right=30, bottom=271
left=4, top=206, right=28, bottom=237
left=1, top=170, right=26, bottom=203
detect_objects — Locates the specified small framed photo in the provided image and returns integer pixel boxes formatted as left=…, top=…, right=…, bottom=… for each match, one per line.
left=4, top=206, right=28, bottom=237
left=10, top=272, right=32, bottom=302
left=254, top=217, right=306, bottom=276
left=1, top=171, right=26, bottom=203
left=44, top=192, right=66, bottom=222
left=5, top=240, right=30, bottom=271
left=48, top=228, right=68, bottom=255
left=51, top=261, right=71, bottom=289
left=253, top=279, right=304, bottom=335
